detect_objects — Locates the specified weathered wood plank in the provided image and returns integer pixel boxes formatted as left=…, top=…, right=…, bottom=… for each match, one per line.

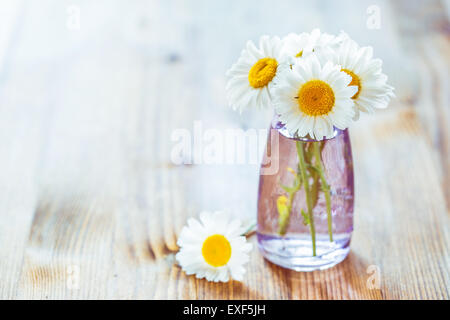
left=390, top=0, right=450, bottom=207
left=0, top=0, right=448, bottom=299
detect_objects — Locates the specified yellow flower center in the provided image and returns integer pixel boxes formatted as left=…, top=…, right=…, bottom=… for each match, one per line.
left=295, top=50, right=303, bottom=58
left=341, top=68, right=361, bottom=99
left=248, top=57, right=278, bottom=88
left=202, top=234, right=232, bottom=267
left=297, top=80, right=335, bottom=116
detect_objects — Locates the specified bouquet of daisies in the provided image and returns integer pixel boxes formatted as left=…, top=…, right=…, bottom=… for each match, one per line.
left=226, top=29, right=394, bottom=256
left=176, top=30, right=394, bottom=283
left=226, top=29, right=394, bottom=140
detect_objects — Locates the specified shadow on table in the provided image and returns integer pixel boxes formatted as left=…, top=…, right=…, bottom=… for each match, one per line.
left=264, top=251, right=383, bottom=299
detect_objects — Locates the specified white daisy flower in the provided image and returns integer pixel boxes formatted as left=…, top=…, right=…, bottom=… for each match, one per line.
left=282, top=29, right=348, bottom=62
left=331, top=39, right=395, bottom=120
left=226, top=35, right=286, bottom=112
left=273, top=55, right=357, bottom=140
left=176, top=211, right=253, bottom=282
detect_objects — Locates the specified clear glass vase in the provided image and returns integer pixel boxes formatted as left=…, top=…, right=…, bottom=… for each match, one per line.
left=257, top=119, right=354, bottom=271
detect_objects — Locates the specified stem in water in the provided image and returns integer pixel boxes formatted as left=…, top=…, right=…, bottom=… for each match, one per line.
left=296, top=141, right=316, bottom=256
left=313, top=142, right=333, bottom=242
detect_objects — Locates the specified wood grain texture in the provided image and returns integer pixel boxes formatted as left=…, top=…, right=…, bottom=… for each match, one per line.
left=0, top=0, right=448, bottom=299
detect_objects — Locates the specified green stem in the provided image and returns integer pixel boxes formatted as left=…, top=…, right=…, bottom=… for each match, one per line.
left=242, top=221, right=257, bottom=236
left=313, top=142, right=333, bottom=242
left=296, top=141, right=316, bottom=256
left=307, top=144, right=320, bottom=209
left=278, top=186, right=299, bottom=235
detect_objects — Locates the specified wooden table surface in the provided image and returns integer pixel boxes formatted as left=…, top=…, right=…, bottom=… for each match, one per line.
left=0, top=0, right=449, bottom=299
